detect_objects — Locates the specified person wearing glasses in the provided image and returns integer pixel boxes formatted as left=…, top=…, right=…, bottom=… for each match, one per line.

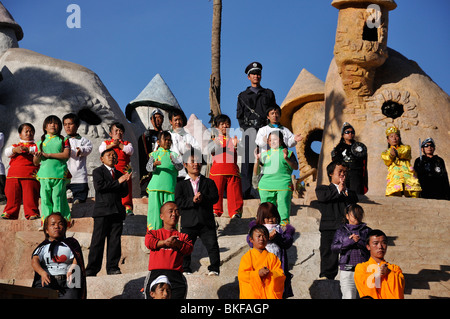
left=413, top=138, right=450, bottom=200
left=331, top=122, right=368, bottom=195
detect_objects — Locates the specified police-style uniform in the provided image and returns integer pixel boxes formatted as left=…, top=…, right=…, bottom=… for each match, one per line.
left=236, top=62, right=277, bottom=199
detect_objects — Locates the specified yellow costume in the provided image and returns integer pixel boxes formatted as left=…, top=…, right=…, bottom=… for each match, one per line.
left=354, top=257, right=405, bottom=299
left=381, top=127, right=421, bottom=197
left=238, top=248, right=285, bottom=299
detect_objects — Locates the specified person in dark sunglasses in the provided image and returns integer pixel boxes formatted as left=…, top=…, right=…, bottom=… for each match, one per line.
left=413, top=138, right=450, bottom=200
left=331, top=122, right=368, bottom=195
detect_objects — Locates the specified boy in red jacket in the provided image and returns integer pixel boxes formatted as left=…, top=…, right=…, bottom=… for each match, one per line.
left=144, top=201, right=193, bottom=299
left=99, top=122, right=134, bottom=216
left=207, top=114, right=243, bottom=218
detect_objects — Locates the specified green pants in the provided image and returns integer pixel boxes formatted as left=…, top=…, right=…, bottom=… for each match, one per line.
left=258, top=189, right=292, bottom=224
left=39, top=178, right=71, bottom=223
left=147, top=191, right=174, bottom=231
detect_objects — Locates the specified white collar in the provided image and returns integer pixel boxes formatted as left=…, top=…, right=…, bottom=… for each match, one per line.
left=184, top=174, right=201, bottom=181
left=103, top=164, right=114, bottom=171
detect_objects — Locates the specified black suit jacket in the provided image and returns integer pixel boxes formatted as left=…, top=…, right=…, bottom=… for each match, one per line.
left=92, top=164, right=129, bottom=219
left=175, top=175, right=219, bottom=228
left=315, top=183, right=359, bottom=231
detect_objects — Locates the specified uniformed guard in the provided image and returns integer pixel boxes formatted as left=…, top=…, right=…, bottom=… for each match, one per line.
left=236, top=62, right=277, bottom=199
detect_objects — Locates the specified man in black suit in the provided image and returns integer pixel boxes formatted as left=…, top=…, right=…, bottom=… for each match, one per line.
left=85, top=148, right=131, bottom=276
left=175, top=152, right=220, bottom=276
left=315, top=160, right=359, bottom=280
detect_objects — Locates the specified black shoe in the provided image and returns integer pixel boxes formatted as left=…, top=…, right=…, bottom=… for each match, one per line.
left=85, top=271, right=97, bottom=277
left=107, top=269, right=122, bottom=275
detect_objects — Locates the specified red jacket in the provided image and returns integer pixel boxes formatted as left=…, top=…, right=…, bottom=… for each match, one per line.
left=7, top=142, right=39, bottom=179
left=209, top=135, right=240, bottom=177
left=145, top=228, right=193, bottom=272
left=104, top=139, right=131, bottom=173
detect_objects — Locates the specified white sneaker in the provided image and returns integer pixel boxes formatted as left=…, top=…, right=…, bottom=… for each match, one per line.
left=208, top=271, right=219, bottom=276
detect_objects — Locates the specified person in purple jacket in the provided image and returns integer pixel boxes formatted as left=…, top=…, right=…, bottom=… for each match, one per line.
left=331, top=203, right=371, bottom=299
left=247, top=202, right=296, bottom=298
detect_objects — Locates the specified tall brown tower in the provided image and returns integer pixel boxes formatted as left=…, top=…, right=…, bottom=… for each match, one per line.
left=316, top=0, right=450, bottom=196
left=332, top=0, right=397, bottom=113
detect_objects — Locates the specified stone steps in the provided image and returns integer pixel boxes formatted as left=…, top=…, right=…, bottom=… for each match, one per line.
left=1, top=196, right=449, bottom=299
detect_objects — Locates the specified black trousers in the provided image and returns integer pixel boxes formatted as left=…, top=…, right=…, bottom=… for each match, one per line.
left=0, top=174, right=6, bottom=202
left=181, top=224, right=220, bottom=273
left=319, top=229, right=339, bottom=280
left=347, top=168, right=365, bottom=195
left=86, top=213, right=123, bottom=274
left=240, top=132, right=257, bottom=199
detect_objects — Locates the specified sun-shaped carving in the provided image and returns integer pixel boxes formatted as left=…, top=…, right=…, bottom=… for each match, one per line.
left=365, top=89, right=419, bottom=130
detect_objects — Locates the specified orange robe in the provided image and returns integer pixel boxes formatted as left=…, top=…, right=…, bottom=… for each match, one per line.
left=354, top=257, right=405, bottom=299
left=238, top=248, right=285, bottom=299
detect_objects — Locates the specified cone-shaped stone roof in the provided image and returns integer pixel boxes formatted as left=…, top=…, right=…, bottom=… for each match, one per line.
left=0, top=2, right=23, bottom=41
left=125, top=73, right=184, bottom=121
left=280, top=68, right=325, bottom=130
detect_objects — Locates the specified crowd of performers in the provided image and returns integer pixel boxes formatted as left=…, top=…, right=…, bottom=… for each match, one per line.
left=0, top=62, right=448, bottom=299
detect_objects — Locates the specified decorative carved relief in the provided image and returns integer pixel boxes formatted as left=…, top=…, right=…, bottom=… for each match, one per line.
left=365, top=89, right=426, bottom=130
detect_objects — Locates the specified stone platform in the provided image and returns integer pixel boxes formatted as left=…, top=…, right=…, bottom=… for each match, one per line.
left=1, top=196, right=449, bottom=299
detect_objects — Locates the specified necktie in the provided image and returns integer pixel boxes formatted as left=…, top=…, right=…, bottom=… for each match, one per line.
left=111, top=169, right=115, bottom=179
left=192, top=178, right=199, bottom=194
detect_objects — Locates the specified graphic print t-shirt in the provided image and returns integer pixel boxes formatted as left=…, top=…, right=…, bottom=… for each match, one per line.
left=33, top=242, right=75, bottom=276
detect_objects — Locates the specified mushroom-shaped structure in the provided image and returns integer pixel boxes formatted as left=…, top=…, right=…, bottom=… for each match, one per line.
left=317, top=0, right=450, bottom=196
left=125, top=73, right=187, bottom=138
left=331, top=0, right=397, bottom=10
left=0, top=1, right=23, bottom=39
left=0, top=3, right=139, bottom=197
left=280, top=69, right=325, bottom=185
left=0, top=2, right=22, bottom=55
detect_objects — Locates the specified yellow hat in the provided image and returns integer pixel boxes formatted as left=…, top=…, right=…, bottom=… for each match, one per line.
left=385, top=126, right=399, bottom=136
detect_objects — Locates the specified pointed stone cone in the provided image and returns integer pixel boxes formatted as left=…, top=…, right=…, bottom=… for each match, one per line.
left=0, top=1, right=24, bottom=40
left=125, top=73, right=185, bottom=122
left=280, top=68, right=325, bottom=131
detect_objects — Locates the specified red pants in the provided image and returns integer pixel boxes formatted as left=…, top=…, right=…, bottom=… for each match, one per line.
left=210, top=174, right=243, bottom=217
left=3, top=178, right=40, bottom=219
left=122, top=178, right=133, bottom=209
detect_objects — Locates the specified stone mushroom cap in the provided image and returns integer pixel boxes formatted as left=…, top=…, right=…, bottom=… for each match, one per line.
left=0, top=2, right=23, bottom=40
left=125, top=73, right=186, bottom=124
left=331, top=0, right=397, bottom=10
left=280, top=68, right=324, bottom=131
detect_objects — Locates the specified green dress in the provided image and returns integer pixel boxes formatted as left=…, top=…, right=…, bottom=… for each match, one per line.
left=146, top=148, right=181, bottom=231
left=36, top=135, right=71, bottom=223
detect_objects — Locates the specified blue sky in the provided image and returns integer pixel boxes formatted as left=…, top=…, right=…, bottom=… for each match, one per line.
left=4, top=0, right=449, bottom=132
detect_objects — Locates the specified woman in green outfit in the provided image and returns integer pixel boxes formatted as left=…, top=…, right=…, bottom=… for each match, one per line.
left=257, top=131, right=298, bottom=226
left=33, top=115, right=71, bottom=225
left=146, top=131, right=184, bottom=231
